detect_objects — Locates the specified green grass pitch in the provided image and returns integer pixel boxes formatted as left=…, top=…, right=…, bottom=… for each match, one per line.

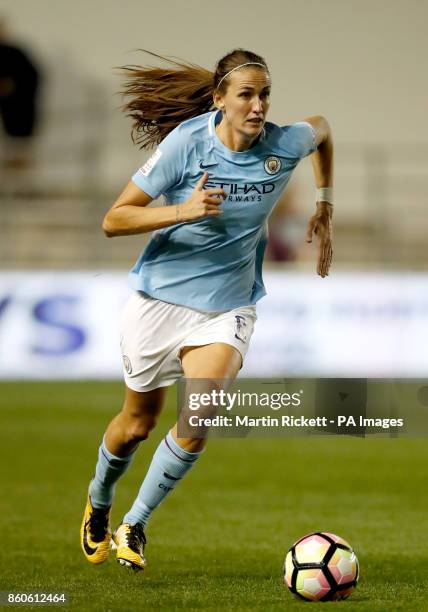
left=0, top=381, right=427, bottom=611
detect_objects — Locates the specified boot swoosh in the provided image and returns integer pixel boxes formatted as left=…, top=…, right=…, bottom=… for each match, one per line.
left=83, top=520, right=98, bottom=555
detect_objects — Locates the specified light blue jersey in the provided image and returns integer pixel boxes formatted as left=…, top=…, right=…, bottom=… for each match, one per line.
left=130, top=110, right=316, bottom=311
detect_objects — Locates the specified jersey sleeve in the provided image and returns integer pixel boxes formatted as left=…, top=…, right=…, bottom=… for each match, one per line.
left=280, top=121, right=317, bottom=160
left=131, top=124, right=187, bottom=199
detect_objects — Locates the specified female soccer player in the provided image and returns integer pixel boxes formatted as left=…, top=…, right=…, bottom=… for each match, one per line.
left=80, top=48, right=333, bottom=571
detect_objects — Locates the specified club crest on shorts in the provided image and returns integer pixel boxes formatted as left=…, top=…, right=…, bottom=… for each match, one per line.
left=264, top=155, right=281, bottom=175
left=122, top=355, right=132, bottom=375
left=234, top=315, right=248, bottom=343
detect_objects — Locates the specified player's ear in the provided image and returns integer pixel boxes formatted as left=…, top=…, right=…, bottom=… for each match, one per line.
left=213, top=91, right=223, bottom=110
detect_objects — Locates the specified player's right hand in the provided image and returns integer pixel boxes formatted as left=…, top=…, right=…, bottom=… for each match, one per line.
left=181, top=172, right=227, bottom=220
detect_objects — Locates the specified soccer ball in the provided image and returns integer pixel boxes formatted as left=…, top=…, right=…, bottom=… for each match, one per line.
left=284, top=532, right=359, bottom=602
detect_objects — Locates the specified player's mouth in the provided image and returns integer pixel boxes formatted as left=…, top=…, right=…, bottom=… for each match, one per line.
left=247, top=118, right=263, bottom=124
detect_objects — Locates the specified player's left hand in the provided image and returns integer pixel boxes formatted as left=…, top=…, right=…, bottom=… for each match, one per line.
left=305, top=202, right=333, bottom=277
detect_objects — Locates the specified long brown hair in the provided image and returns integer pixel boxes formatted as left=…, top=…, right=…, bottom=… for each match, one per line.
left=119, top=49, right=269, bottom=150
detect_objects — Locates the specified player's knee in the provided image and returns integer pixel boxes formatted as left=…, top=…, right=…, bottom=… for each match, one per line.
left=124, top=416, right=157, bottom=443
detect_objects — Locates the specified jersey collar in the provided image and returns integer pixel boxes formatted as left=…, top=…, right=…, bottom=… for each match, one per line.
left=207, top=110, right=267, bottom=159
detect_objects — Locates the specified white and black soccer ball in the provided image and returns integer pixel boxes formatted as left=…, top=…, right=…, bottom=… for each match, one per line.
left=284, top=532, right=359, bottom=602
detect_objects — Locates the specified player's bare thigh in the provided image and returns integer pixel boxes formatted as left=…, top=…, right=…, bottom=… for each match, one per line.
left=105, top=385, right=168, bottom=456
left=181, top=342, right=243, bottom=377
left=172, top=342, right=242, bottom=452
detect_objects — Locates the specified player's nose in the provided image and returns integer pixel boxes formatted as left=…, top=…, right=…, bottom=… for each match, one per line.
left=252, top=97, right=263, bottom=113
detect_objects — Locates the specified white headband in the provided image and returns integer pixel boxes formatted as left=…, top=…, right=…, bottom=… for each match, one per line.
left=216, top=62, right=270, bottom=89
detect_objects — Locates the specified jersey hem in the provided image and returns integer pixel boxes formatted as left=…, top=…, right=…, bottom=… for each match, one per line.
left=128, top=272, right=266, bottom=312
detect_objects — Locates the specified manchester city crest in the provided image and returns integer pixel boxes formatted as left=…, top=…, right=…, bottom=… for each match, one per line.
left=264, top=156, right=281, bottom=175
left=123, top=355, right=133, bottom=375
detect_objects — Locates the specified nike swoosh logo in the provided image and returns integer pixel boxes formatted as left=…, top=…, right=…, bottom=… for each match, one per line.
left=163, top=471, right=181, bottom=481
left=83, top=520, right=98, bottom=555
left=199, top=162, right=213, bottom=169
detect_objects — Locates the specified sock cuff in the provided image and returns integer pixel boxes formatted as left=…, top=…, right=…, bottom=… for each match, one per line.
left=165, top=430, right=203, bottom=462
left=101, top=436, right=134, bottom=464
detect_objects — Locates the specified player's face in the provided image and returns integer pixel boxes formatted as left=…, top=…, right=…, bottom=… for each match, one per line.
left=217, top=68, right=271, bottom=142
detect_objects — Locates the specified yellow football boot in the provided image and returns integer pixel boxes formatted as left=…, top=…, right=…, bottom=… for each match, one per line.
left=80, top=496, right=111, bottom=564
left=112, top=523, right=147, bottom=571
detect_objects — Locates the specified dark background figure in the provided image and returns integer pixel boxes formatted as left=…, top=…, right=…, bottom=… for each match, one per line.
left=0, top=18, right=41, bottom=168
left=266, top=185, right=301, bottom=262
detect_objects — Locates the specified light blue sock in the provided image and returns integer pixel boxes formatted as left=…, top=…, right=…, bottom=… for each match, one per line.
left=123, top=430, right=202, bottom=527
left=88, top=436, right=135, bottom=509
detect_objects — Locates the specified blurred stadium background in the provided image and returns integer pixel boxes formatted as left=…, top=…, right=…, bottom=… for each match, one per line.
left=1, top=2, right=427, bottom=609
left=1, top=0, right=427, bottom=380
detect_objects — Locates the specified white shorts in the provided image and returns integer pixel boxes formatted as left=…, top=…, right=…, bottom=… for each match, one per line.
left=119, top=291, right=257, bottom=392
